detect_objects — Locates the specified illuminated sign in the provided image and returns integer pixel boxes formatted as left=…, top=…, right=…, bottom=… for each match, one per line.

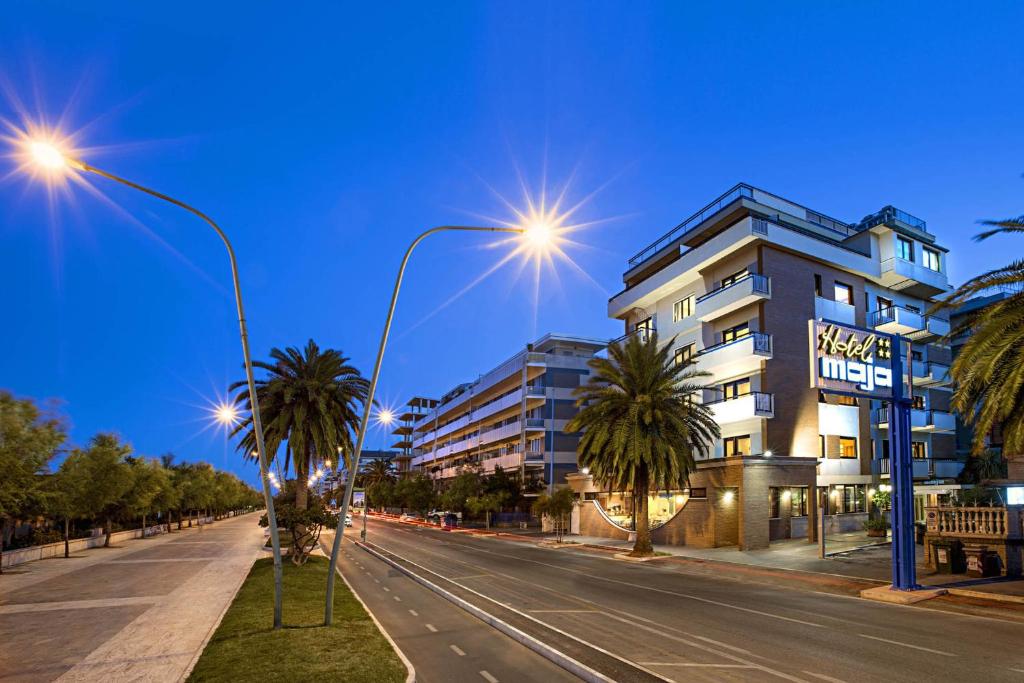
left=809, top=321, right=895, bottom=399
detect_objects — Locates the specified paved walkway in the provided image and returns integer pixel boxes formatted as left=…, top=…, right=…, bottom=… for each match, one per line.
left=561, top=532, right=1024, bottom=598
left=0, top=513, right=265, bottom=682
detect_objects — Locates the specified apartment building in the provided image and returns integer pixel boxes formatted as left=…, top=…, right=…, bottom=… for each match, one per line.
left=574, top=184, right=959, bottom=550
left=391, top=397, right=438, bottom=475
left=409, top=334, right=605, bottom=489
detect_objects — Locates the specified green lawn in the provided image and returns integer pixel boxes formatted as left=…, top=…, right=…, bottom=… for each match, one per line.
left=188, top=557, right=406, bottom=682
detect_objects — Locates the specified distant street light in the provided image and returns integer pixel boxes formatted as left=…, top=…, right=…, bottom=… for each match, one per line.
left=324, top=222, right=555, bottom=625
left=20, top=137, right=286, bottom=629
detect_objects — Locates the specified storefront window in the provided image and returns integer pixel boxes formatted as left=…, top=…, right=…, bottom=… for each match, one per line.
left=791, top=487, right=808, bottom=517
left=724, top=435, right=751, bottom=456
left=836, top=484, right=866, bottom=513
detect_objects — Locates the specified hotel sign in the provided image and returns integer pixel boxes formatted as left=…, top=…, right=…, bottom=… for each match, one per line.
left=809, top=320, right=895, bottom=399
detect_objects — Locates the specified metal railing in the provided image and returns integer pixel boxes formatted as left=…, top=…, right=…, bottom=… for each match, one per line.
left=695, top=273, right=770, bottom=304
left=609, top=325, right=655, bottom=347
left=698, top=331, right=772, bottom=357
left=704, top=390, right=774, bottom=414
left=857, top=205, right=928, bottom=233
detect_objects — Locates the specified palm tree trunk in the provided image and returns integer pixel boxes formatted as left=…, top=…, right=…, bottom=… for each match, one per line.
left=64, top=517, right=70, bottom=558
left=166, top=511, right=172, bottom=534
left=104, top=517, right=113, bottom=548
left=631, top=466, right=654, bottom=557
left=296, top=444, right=310, bottom=511
left=142, top=513, right=147, bottom=538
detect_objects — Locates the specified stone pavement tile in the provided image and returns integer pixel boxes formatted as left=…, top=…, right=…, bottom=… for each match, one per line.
left=53, top=516, right=265, bottom=683
left=0, top=604, right=150, bottom=683
left=6, top=561, right=209, bottom=605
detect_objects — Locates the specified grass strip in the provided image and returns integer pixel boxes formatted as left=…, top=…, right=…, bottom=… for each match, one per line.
left=188, top=556, right=406, bottom=682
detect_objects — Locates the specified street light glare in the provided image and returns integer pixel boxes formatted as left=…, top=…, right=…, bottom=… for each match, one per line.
left=30, top=141, right=66, bottom=170
left=377, top=408, right=395, bottom=426
left=214, top=403, right=239, bottom=425
left=524, top=219, right=553, bottom=247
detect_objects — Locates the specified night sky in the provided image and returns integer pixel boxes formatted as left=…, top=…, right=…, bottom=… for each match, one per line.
left=2, top=2, right=1021, bottom=485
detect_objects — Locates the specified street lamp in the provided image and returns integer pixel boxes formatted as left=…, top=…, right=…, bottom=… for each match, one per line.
left=20, top=139, right=286, bottom=629
left=324, top=222, right=552, bottom=624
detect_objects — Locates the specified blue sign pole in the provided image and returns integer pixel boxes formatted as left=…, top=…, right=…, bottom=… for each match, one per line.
left=888, top=335, right=917, bottom=590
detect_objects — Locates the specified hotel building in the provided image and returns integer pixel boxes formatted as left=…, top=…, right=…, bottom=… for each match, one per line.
left=570, top=184, right=961, bottom=550
left=409, top=333, right=605, bottom=488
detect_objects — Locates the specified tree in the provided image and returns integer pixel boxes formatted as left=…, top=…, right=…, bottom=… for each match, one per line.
left=439, top=469, right=483, bottom=517
left=394, top=474, right=436, bottom=515
left=958, top=449, right=1008, bottom=484
left=467, top=492, right=507, bottom=529
left=259, top=480, right=337, bottom=566
left=123, top=458, right=167, bottom=537
left=366, top=478, right=395, bottom=511
left=940, top=213, right=1024, bottom=456
left=60, top=434, right=134, bottom=547
left=483, top=466, right=523, bottom=511
left=533, top=488, right=575, bottom=542
left=231, top=340, right=370, bottom=511
left=46, top=467, right=86, bottom=558
left=361, top=459, right=396, bottom=490
left=0, top=392, right=65, bottom=570
left=179, top=463, right=216, bottom=527
left=565, top=332, right=719, bottom=557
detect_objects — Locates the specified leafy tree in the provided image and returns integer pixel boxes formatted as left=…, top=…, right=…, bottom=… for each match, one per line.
left=565, top=332, right=719, bottom=557
left=179, top=463, right=216, bottom=526
left=123, top=458, right=167, bottom=536
left=395, top=474, right=436, bottom=515
left=483, top=466, right=523, bottom=511
left=60, top=434, right=134, bottom=547
left=230, top=340, right=370, bottom=511
left=532, top=488, right=575, bottom=542
left=467, top=492, right=507, bottom=529
left=45, top=468, right=86, bottom=558
left=361, top=459, right=396, bottom=489
left=366, top=478, right=396, bottom=511
left=259, top=480, right=337, bottom=566
left=439, top=469, right=483, bottom=516
left=0, top=392, right=65, bottom=569
left=940, top=213, right=1024, bottom=456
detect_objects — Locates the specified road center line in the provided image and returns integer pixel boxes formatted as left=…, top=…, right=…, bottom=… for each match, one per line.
left=638, top=662, right=755, bottom=668
left=425, top=623, right=438, bottom=632
left=450, top=644, right=466, bottom=656
left=856, top=633, right=954, bottom=656
left=479, top=671, right=498, bottom=683
left=803, top=672, right=847, bottom=682
left=408, top=609, right=418, bottom=617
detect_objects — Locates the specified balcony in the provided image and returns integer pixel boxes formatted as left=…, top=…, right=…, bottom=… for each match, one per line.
left=907, top=316, right=950, bottom=342
left=872, top=458, right=932, bottom=479
left=480, top=453, right=522, bottom=474
left=705, top=391, right=774, bottom=424
left=695, top=274, right=771, bottom=322
left=873, top=407, right=955, bottom=433
left=879, top=257, right=948, bottom=297
left=695, top=332, right=772, bottom=382
left=870, top=306, right=924, bottom=336
left=525, top=418, right=546, bottom=430
left=932, top=459, right=965, bottom=480
left=815, top=296, right=856, bottom=326
left=910, top=360, right=950, bottom=387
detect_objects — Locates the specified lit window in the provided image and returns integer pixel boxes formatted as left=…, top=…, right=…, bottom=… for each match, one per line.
left=724, top=435, right=751, bottom=457
left=673, top=343, right=695, bottom=367
left=721, top=378, right=751, bottom=400
left=721, top=323, right=750, bottom=343
left=839, top=437, right=858, bottom=459
left=896, top=236, right=914, bottom=261
left=922, top=247, right=941, bottom=272
left=911, top=442, right=927, bottom=459
left=834, top=282, right=853, bottom=305
left=721, top=269, right=749, bottom=288
left=769, top=488, right=781, bottom=519
left=672, top=296, right=694, bottom=322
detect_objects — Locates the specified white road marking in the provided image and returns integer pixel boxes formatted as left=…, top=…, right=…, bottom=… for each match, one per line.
left=450, top=644, right=466, bottom=656
left=529, top=609, right=600, bottom=614
left=382, top=586, right=390, bottom=592
left=408, top=609, right=419, bottom=617
left=425, top=623, right=438, bottom=632
left=393, top=595, right=401, bottom=602
left=479, top=671, right=498, bottom=683
left=857, top=633, right=954, bottom=656
left=373, top=578, right=380, bottom=584
left=803, top=672, right=847, bottom=682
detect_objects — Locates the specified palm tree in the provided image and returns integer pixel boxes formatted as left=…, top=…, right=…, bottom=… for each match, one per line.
left=566, top=332, right=719, bottom=557
left=231, top=339, right=369, bottom=510
left=940, top=213, right=1024, bottom=457
left=362, top=459, right=396, bottom=489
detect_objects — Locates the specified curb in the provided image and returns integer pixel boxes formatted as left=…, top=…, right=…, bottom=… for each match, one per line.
left=945, top=588, right=1024, bottom=605
left=355, top=540, right=626, bottom=683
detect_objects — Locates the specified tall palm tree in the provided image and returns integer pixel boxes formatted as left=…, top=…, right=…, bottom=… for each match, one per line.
left=361, top=458, right=396, bottom=489
left=231, top=339, right=369, bottom=510
left=941, top=213, right=1024, bottom=457
left=566, top=332, right=719, bottom=557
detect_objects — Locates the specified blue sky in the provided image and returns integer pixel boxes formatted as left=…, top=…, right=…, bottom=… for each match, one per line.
left=2, top=2, right=1021, bottom=485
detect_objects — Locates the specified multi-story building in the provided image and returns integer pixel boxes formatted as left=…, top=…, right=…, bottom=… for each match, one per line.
left=391, top=397, right=438, bottom=475
left=573, top=184, right=958, bottom=550
left=409, top=333, right=605, bottom=489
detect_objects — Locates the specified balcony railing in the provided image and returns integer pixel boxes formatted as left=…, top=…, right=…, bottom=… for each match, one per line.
left=927, top=507, right=1023, bottom=539
left=857, top=205, right=929, bottom=233
left=695, top=273, right=770, bottom=304
left=704, top=391, right=774, bottom=422
left=699, top=331, right=772, bottom=357
left=610, top=325, right=655, bottom=347
left=870, top=305, right=924, bottom=329
left=525, top=418, right=546, bottom=429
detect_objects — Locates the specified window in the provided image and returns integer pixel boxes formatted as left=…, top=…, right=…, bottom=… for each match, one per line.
left=910, top=395, right=925, bottom=410
left=723, top=435, right=751, bottom=457
left=922, top=247, right=941, bottom=272
left=769, top=488, right=781, bottom=519
left=791, top=487, right=808, bottom=517
left=687, top=487, right=707, bottom=499
left=896, top=236, right=914, bottom=261
left=634, top=317, right=653, bottom=333
left=721, top=378, right=751, bottom=400
left=814, top=274, right=823, bottom=297
left=721, top=269, right=749, bottom=288
left=819, top=434, right=826, bottom=458
left=672, top=296, right=694, bottom=322
left=881, top=439, right=890, bottom=459
left=834, top=394, right=858, bottom=406
left=674, top=343, right=695, bottom=367
left=721, top=323, right=750, bottom=343
left=876, top=296, right=893, bottom=315
left=834, top=282, right=853, bottom=305
left=911, top=350, right=923, bottom=362
left=912, top=441, right=927, bottom=459
left=839, top=437, right=858, bottom=459
left=838, top=484, right=866, bottom=513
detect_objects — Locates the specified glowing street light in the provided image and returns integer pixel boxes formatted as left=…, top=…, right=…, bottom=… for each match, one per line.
left=214, top=403, right=240, bottom=426
left=15, top=132, right=285, bottom=629
left=324, top=220, right=558, bottom=625
left=376, top=408, right=395, bottom=426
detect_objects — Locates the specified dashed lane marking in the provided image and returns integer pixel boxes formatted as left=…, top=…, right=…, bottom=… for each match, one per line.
left=450, top=644, right=466, bottom=656
left=425, top=623, right=438, bottom=632
left=856, top=633, right=954, bottom=657
left=479, top=671, right=498, bottom=683
left=408, top=609, right=418, bottom=617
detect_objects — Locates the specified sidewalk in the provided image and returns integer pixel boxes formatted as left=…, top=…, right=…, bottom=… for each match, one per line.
left=558, top=532, right=1024, bottom=601
left=0, top=513, right=265, bottom=682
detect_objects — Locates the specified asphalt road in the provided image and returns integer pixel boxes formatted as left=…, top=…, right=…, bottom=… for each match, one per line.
left=356, top=518, right=1024, bottom=683
left=322, top=529, right=579, bottom=683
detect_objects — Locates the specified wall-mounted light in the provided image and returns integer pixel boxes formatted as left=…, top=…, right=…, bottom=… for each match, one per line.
left=867, top=488, right=877, bottom=497
left=782, top=489, right=792, bottom=500
left=722, top=490, right=735, bottom=503
left=674, top=494, right=685, bottom=504
left=580, top=466, right=590, bottom=475
left=764, top=450, right=773, bottom=457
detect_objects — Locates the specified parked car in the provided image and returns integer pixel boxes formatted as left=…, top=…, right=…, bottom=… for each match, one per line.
left=400, top=512, right=422, bottom=522
left=427, top=510, right=462, bottom=523
left=344, top=515, right=353, bottom=527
